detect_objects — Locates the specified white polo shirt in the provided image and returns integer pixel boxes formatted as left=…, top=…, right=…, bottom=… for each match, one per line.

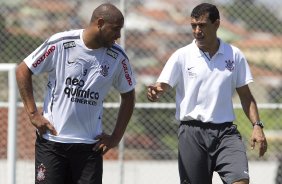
left=157, top=39, right=253, bottom=123
left=24, top=29, right=136, bottom=143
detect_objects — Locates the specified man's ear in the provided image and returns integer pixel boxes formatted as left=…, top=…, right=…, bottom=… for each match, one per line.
left=97, top=18, right=105, bottom=29
left=215, top=19, right=220, bottom=29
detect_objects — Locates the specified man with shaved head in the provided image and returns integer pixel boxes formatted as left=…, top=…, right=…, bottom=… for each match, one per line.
left=16, top=3, right=135, bottom=184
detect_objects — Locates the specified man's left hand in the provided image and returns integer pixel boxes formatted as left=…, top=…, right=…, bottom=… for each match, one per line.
left=251, top=126, right=268, bottom=157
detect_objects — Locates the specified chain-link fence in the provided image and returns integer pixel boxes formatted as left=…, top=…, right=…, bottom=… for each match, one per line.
left=0, top=0, right=282, bottom=183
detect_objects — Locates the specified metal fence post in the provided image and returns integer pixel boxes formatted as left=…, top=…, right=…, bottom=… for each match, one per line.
left=118, top=1, right=125, bottom=184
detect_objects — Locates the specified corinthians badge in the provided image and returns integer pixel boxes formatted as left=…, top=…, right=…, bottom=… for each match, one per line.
left=100, top=64, right=109, bottom=77
left=225, top=60, right=235, bottom=72
left=36, top=163, right=46, bottom=182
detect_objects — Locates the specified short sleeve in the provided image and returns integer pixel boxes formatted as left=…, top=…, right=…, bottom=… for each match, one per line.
left=24, top=40, right=57, bottom=75
left=235, top=50, right=253, bottom=88
left=157, top=50, right=181, bottom=88
left=113, top=58, right=136, bottom=93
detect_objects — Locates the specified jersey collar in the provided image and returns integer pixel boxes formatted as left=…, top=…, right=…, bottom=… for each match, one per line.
left=193, top=38, right=225, bottom=59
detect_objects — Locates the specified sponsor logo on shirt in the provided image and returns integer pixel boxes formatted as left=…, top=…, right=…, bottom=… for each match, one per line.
left=63, top=41, right=76, bottom=49
left=225, top=60, right=235, bottom=72
left=121, top=59, right=133, bottom=86
left=64, top=77, right=100, bottom=106
left=32, top=46, right=55, bottom=68
left=106, top=49, right=118, bottom=59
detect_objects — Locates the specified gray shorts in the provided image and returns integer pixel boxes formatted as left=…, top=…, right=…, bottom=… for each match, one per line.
left=178, top=120, right=249, bottom=184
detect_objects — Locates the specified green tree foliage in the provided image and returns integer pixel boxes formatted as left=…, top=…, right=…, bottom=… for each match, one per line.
left=222, top=0, right=282, bottom=34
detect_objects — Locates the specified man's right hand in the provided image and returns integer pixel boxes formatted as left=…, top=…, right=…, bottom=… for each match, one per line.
left=30, top=111, right=57, bottom=136
left=147, top=84, right=164, bottom=102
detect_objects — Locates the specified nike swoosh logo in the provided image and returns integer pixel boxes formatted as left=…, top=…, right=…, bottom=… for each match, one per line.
left=244, top=171, right=249, bottom=175
left=187, top=67, right=194, bottom=70
left=67, top=60, right=75, bottom=64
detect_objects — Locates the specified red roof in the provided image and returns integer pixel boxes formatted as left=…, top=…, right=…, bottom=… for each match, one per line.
left=25, top=0, right=75, bottom=13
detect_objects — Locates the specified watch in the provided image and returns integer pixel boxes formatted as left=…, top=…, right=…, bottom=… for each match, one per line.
left=253, top=121, right=264, bottom=128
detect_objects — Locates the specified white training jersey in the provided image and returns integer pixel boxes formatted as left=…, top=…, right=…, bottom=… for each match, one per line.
left=24, top=29, right=136, bottom=143
left=157, top=39, right=253, bottom=123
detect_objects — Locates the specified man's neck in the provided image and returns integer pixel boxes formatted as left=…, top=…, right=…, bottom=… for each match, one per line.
left=82, top=28, right=100, bottom=49
left=198, top=39, right=220, bottom=57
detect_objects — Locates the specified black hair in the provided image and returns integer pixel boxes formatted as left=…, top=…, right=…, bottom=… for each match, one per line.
left=191, top=3, right=220, bottom=23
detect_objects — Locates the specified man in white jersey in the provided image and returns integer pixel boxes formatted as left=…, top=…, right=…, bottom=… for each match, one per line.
left=147, top=3, right=267, bottom=184
left=16, top=3, right=135, bottom=184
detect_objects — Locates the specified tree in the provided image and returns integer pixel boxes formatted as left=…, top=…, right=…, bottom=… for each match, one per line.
left=222, top=1, right=282, bottom=34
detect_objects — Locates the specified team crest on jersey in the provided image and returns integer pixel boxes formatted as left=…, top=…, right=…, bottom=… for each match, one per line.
left=100, top=64, right=109, bottom=77
left=36, top=163, right=46, bottom=182
left=63, top=41, right=76, bottom=49
left=225, top=60, right=235, bottom=71
left=106, top=49, right=118, bottom=59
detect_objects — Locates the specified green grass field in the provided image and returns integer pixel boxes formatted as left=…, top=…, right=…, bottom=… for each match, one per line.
left=234, top=108, right=282, bottom=160
left=234, top=108, right=282, bottom=135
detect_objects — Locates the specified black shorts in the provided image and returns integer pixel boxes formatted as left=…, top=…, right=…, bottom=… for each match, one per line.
left=178, top=120, right=249, bottom=184
left=35, top=134, right=103, bottom=184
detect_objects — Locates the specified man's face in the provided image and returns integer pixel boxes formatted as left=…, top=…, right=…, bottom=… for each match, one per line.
left=98, top=18, right=124, bottom=48
left=190, top=13, right=219, bottom=49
